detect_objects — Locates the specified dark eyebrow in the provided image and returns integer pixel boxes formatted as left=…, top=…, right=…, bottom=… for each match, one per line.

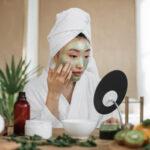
left=85, top=49, right=91, bottom=52
left=69, top=49, right=91, bottom=52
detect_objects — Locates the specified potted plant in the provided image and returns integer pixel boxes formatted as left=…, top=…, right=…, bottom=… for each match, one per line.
left=0, top=56, right=39, bottom=130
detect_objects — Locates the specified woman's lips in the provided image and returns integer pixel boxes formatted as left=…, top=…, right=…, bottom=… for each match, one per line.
left=72, top=72, right=83, bottom=77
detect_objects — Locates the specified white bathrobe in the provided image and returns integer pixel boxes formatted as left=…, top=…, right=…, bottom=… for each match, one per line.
left=24, top=8, right=119, bottom=128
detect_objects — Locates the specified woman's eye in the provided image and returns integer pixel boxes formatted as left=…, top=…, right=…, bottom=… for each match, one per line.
left=69, top=55, right=77, bottom=58
left=85, top=56, right=89, bottom=59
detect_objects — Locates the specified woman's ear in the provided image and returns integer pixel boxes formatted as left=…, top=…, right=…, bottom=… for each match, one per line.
left=53, top=55, right=57, bottom=63
left=53, top=52, right=59, bottom=63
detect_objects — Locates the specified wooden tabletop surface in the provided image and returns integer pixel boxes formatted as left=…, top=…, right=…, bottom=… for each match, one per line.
left=0, top=128, right=140, bottom=150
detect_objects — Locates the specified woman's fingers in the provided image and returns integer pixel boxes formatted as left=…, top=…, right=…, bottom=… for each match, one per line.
left=48, top=67, right=53, bottom=78
left=64, top=63, right=72, bottom=78
left=65, top=70, right=72, bottom=83
left=61, top=62, right=71, bottom=77
left=53, top=63, right=72, bottom=83
left=54, top=64, right=63, bottom=77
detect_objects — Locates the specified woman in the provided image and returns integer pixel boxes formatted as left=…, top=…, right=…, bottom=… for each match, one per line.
left=24, top=8, right=119, bottom=128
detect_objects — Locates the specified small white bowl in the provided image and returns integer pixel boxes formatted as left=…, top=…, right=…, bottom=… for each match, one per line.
left=25, top=120, right=52, bottom=139
left=61, top=119, right=97, bottom=139
left=0, top=115, right=5, bottom=135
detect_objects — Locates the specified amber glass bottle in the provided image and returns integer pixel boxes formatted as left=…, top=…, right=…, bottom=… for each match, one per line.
left=14, top=92, right=30, bottom=135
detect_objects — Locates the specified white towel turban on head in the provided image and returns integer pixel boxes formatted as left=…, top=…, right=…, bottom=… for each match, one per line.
left=47, top=8, right=99, bottom=78
left=47, top=8, right=91, bottom=62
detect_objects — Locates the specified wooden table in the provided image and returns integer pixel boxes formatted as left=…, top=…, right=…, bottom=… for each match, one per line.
left=0, top=128, right=140, bottom=150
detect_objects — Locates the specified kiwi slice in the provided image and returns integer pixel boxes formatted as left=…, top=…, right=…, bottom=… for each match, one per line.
left=124, top=130, right=144, bottom=148
left=114, top=130, right=129, bottom=144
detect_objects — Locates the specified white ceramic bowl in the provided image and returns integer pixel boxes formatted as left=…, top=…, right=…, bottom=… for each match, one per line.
left=61, top=119, right=97, bottom=139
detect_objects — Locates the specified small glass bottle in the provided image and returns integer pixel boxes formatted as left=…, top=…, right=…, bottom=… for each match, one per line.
left=14, top=92, right=30, bottom=135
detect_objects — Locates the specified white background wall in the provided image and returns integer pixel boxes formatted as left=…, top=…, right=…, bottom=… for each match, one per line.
left=26, top=0, right=39, bottom=76
left=136, top=0, right=150, bottom=118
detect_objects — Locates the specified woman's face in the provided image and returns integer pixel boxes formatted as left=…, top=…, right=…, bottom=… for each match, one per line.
left=55, top=38, right=91, bottom=82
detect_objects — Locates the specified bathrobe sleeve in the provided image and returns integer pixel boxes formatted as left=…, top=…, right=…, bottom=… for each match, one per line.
left=24, top=73, right=62, bottom=128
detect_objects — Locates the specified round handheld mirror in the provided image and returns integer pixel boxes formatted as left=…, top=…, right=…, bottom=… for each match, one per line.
left=94, top=70, right=128, bottom=127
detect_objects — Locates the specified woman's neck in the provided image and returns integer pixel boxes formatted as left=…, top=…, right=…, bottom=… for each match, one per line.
left=65, top=80, right=76, bottom=93
left=62, top=80, right=76, bottom=104
left=66, top=80, right=76, bottom=88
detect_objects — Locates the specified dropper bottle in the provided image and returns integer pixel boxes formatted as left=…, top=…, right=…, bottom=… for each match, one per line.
left=14, top=92, right=30, bottom=135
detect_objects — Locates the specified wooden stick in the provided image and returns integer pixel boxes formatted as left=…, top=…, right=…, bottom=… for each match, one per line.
left=125, top=96, right=129, bottom=124
left=140, top=97, right=144, bottom=123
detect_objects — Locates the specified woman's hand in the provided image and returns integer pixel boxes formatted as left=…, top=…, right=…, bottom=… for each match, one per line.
left=47, top=62, right=72, bottom=95
left=103, top=117, right=120, bottom=124
left=46, top=62, right=72, bottom=118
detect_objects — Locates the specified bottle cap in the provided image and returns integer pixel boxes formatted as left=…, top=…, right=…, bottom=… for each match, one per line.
left=18, top=92, right=26, bottom=98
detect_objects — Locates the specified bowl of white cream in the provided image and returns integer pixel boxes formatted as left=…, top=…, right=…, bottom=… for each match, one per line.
left=61, top=119, right=97, bottom=139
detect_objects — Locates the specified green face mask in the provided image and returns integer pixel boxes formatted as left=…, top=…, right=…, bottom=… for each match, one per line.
left=57, top=39, right=91, bottom=82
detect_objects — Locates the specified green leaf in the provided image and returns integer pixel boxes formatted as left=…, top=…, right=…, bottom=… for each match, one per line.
left=15, top=137, right=27, bottom=144
left=140, top=143, right=150, bottom=150
left=77, top=140, right=97, bottom=147
left=30, top=134, right=42, bottom=141
left=5, top=63, right=11, bottom=84
left=18, top=142, right=37, bottom=150
left=15, top=58, right=24, bottom=79
left=0, top=69, right=8, bottom=88
left=143, top=119, right=150, bottom=127
left=11, top=55, right=16, bottom=80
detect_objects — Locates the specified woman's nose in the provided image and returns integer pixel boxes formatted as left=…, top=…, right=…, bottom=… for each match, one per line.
left=76, top=58, right=84, bottom=68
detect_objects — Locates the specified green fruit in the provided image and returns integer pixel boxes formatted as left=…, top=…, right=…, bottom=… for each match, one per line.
left=124, top=130, right=144, bottom=148
left=114, top=130, right=129, bottom=144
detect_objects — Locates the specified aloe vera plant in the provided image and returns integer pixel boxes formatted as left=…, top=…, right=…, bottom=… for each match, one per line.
left=0, top=56, right=39, bottom=125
